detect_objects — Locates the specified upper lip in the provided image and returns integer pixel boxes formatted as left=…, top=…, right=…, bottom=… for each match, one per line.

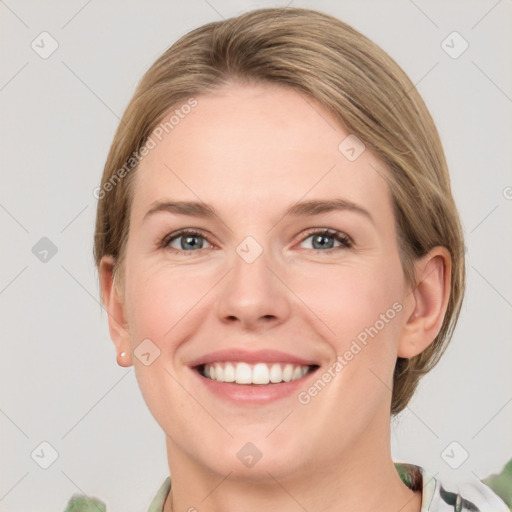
left=187, top=349, right=319, bottom=368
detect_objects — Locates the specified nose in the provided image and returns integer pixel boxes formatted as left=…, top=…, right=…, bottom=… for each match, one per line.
left=214, top=245, right=292, bottom=331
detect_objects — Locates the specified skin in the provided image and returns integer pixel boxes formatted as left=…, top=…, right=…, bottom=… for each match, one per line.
left=100, top=82, right=451, bottom=512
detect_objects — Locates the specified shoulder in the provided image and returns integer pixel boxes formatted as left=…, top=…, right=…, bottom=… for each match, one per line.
left=482, top=458, right=512, bottom=510
left=63, top=494, right=106, bottom=512
left=63, top=476, right=171, bottom=512
left=395, top=462, right=510, bottom=512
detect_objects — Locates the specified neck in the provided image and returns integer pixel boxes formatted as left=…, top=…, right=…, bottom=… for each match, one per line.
left=163, top=414, right=421, bottom=512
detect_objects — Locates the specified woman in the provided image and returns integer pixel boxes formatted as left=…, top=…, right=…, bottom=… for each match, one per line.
left=66, top=7, right=509, bottom=512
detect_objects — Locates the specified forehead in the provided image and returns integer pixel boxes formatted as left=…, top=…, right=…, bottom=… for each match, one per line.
left=131, top=82, right=393, bottom=228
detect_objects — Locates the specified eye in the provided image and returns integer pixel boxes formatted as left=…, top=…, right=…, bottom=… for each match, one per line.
left=160, top=227, right=353, bottom=255
left=298, top=228, right=352, bottom=251
left=161, top=229, right=213, bottom=253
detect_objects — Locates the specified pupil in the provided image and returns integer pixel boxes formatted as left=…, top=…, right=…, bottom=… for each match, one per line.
left=313, top=234, right=333, bottom=249
left=182, top=236, right=203, bottom=250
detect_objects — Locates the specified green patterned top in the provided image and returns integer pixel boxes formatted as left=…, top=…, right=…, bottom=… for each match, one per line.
left=64, top=461, right=511, bottom=512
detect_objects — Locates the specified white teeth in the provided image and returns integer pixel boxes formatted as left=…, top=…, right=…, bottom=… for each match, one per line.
left=269, top=363, right=282, bottom=383
left=202, top=362, right=312, bottom=385
left=214, top=363, right=223, bottom=381
left=224, top=362, right=235, bottom=382
left=283, top=364, right=293, bottom=382
left=292, top=366, right=303, bottom=380
left=253, top=363, right=270, bottom=384
left=235, top=362, right=252, bottom=384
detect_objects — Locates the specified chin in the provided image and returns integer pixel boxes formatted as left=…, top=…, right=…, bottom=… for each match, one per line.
left=195, top=435, right=312, bottom=480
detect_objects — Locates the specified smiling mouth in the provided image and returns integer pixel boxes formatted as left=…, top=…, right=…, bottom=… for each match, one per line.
left=196, top=362, right=319, bottom=385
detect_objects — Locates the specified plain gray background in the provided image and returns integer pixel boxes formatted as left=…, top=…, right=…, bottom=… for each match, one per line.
left=1, top=1, right=511, bottom=511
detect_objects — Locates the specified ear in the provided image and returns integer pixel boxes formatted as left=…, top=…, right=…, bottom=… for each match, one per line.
left=99, top=255, right=133, bottom=367
left=397, top=246, right=452, bottom=358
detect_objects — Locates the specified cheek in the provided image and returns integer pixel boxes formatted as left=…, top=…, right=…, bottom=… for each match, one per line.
left=291, top=256, right=404, bottom=340
left=124, top=258, right=222, bottom=350
left=123, top=263, right=214, bottom=434
left=288, top=254, right=405, bottom=402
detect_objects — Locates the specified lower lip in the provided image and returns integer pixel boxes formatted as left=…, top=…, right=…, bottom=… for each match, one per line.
left=191, top=367, right=319, bottom=405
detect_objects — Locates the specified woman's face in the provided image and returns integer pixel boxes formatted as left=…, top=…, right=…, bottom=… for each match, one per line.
left=116, top=82, right=417, bottom=477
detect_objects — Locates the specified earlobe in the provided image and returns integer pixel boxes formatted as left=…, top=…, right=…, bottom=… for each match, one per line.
left=99, top=255, right=133, bottom=367
left=397, top=246, right=452, bottom=359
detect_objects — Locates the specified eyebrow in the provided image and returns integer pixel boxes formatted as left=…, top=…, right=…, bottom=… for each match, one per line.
left=143, top=198, right=374, bottom=225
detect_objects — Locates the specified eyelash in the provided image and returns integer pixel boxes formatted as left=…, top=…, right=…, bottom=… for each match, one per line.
left=160, top=228, right=353, bottom=255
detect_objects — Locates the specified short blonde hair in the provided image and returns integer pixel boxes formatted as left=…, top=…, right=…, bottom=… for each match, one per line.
left=94, top=7, right=465, bottom=415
